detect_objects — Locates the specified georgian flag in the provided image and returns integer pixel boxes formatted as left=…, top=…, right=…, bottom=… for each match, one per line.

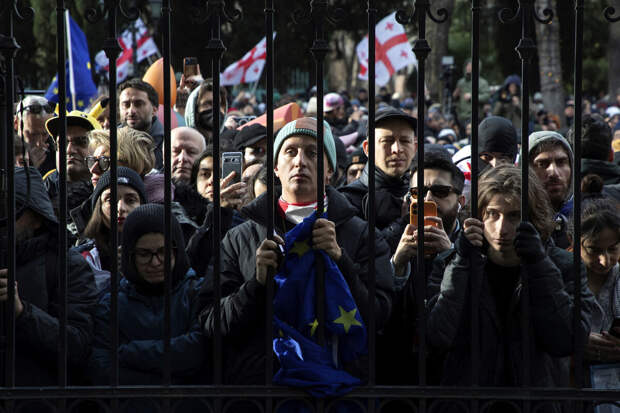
left=356, top=12, right=417, bottom=86
left=94, top=18, right=159, bottom=83
left=220, top=33, right=276, bottom=86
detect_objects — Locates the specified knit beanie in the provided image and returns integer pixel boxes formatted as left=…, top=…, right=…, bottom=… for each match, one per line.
left=92, top=166, right=147, bottom=209
left=273, top=117, right=337, bottom=170
left=121, top=204, right=191, bottom=294
left=478, top=116, right=519, bottom=162
left=528, top=131, right=574, bottom=166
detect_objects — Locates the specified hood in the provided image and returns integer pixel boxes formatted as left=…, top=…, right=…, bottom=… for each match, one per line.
left=581, top=158, right=620, bottom=185
left=121, top=204, right=190, bottom=294
left=184, top=87, right=200, bottom=129
left=478, top=116, right=519, bottom=162
left=13, top=167, right=57, bottom=225
left=503, top=74, right=521, bottom=89
left=528, top=131, right=574, bottom=164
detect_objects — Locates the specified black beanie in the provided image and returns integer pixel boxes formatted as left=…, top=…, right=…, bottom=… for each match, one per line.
left=121, top=204, right=190, bottom=294
left=478, top=116, right=518, bottom=162
left=92, top=167, right=147, bottom=210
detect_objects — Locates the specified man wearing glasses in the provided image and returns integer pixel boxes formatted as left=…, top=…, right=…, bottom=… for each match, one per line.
left=43, top=110, right=100, bottom=217
left=13, top=96, right=56, bottom=174
left=377, top=146, right=465, bottom=387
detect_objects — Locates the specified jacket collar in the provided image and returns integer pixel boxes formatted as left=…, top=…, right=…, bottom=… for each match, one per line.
left=242, top=186, right=358, bottom=231
left=359, top=163, right=410, bottom=197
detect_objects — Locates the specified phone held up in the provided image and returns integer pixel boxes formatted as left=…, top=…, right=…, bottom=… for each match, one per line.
left=410, top=199, right=439, bottom=228
left=183, top=57, right=199, bottom=78
left=222, top=152, right=243, bottom=185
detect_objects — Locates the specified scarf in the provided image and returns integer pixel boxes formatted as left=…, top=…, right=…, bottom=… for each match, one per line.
left=278, top=195, right=328, bottom=225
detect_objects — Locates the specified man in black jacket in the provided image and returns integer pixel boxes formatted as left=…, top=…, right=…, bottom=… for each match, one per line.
left=339, top=107, right=417, bottom=250
left=377, top=148, right=465, bottom=385
left=199, top=117, right=394, bottom=385
left=0, top=167, right=98, bottom=387
left=118, top=78, right=164, bottom=169
left=426, top=166, right=593, bottom=412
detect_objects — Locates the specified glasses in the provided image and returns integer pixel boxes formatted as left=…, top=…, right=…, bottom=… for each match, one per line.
left=86, top=155, right=111, bottom=172
left=16, top=103, right=54, bottom=115
left=55, top=135, right=89, bottom=148
left=133, top=247, right=177, bottom=265
left=409, top=184, right=458, bottom=200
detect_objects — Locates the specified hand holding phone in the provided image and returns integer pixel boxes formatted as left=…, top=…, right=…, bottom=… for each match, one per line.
left=183, top=57, right=199, bottom=78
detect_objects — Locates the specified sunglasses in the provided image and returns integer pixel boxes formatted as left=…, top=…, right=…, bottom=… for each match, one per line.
left=409, top=184, right=458, bottom=200
left=86, top=155, right=111, bottom=172
left=17, top=103, right=54, bottom=115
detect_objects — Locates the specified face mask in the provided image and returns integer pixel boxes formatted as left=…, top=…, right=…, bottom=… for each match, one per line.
left=465, top=72, right=472, bottom=81
left=197, top=109, right=224, bottom=132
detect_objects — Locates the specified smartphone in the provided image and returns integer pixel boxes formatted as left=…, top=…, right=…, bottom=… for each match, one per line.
left=222, top=152, right=243, bottom=185
left=410, top=200, right=439, bottom=228
left=183, top=57, right=199, bottom=78
left=610, top=318, right=620, bottom=338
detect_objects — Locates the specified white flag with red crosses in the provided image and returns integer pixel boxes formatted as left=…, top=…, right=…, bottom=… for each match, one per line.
left=220, top=33, right=276, bottom=86
left=356, top=12, right=417, bottom=87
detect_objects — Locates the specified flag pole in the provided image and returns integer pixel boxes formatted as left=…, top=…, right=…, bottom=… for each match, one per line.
left=65, top=10, right=77, bottom=110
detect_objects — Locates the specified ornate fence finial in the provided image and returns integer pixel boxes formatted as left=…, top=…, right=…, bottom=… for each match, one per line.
left=604, top=5, right=620, bottom=22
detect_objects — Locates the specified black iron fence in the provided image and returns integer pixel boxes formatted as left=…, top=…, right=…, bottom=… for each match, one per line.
left=0, top=0, right=619, bottom=412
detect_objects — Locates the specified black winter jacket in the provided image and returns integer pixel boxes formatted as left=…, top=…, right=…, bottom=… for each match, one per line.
left=198, top=186, right=394, bottom=385
left=339, top=164, right=410, bottom=252
left=426, top=236, right=594, bottom=411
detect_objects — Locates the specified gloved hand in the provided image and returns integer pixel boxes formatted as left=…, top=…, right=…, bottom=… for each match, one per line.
left=455, top=217, right=484, bottom=256
left=514, top=221, right=546, bottom=263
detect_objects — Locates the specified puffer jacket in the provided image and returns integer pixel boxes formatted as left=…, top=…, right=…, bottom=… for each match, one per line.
left=426, top=234, right=594, bottom=412
left=90, top=272, right=206, bottom=386
left=198, top=186, right=394, bottom=385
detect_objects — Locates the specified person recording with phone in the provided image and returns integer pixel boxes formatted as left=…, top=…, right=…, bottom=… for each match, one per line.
left=376, top=146, right=465, bottom=386
left=426, top=165, right=594, bottom=405
left=577, top=180, right=620, bottom=368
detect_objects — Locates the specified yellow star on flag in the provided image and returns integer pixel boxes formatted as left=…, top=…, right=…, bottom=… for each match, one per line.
left=77, top=99, right=84, bottom=108
left=53, top=88, right=58, bottom=94
left=333, top=305, right=362, bottom=334
left=86, top=62, right=91, bottom=70
left=289, top=240, right=310, bottom=257
left=308, top=319, right=319, bottom=337
left=279, top=329, right=285, bottom=338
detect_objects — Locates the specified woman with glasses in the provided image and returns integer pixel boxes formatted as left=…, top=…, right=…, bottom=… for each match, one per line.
left=90, top=204, right=207, bottom=408
left=79, top=167, right=146, bottom=292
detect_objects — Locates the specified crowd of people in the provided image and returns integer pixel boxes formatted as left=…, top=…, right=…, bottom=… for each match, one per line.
left=3, top=67, right=620, bottom=412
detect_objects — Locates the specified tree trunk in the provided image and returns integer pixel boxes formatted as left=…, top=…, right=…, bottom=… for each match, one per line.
left=327, top=31, right=358, bottom=94
left=426, top=0, right=456, bottom=105
left=535, top=0, right=565, bottom=126
left=609, top=0, right=620, bottom=100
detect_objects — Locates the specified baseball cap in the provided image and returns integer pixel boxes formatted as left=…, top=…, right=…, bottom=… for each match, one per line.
left=324, top=93, right=344, bottom=112
left=374, top=106, right=417, bottom=132
left=45, top=110, right=101, bottom=137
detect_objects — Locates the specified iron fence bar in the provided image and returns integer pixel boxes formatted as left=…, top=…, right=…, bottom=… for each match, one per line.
left=0, top=0, right=21, bottom=393
left=309, top=0, right=328, bottom=353
left=87, top=3, right=123, bottom=408
left=55, top=2, right=69, bottom=405
left=2, top=385, right=620, bottom=400
left=366, top=1, right=377, bottom=397
left=572, top=0, right=584, bottom=399
left=470, top=3, right=480, bottom=413
left=264, top=1, right=275, bottom=407
left=205, top=0, right=225, bottom=392
left=161, top=2, right=172, bottom=412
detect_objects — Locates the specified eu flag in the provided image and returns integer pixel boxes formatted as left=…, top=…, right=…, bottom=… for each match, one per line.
left=272, top=212, right=367, bottom=397
left=45, top=11, right=97, bottom=111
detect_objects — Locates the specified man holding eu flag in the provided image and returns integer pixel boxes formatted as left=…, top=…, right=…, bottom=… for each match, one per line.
left=199, top=117, right=394, bottom=395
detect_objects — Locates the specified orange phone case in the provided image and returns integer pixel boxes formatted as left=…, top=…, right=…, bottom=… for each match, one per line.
left=410, top=200, right=439, bottom=227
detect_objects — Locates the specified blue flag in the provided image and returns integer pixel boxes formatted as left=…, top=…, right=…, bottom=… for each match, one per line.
left=45, top=12, right=97, bottom=111
left=272, top=212, right=367, bottom=397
